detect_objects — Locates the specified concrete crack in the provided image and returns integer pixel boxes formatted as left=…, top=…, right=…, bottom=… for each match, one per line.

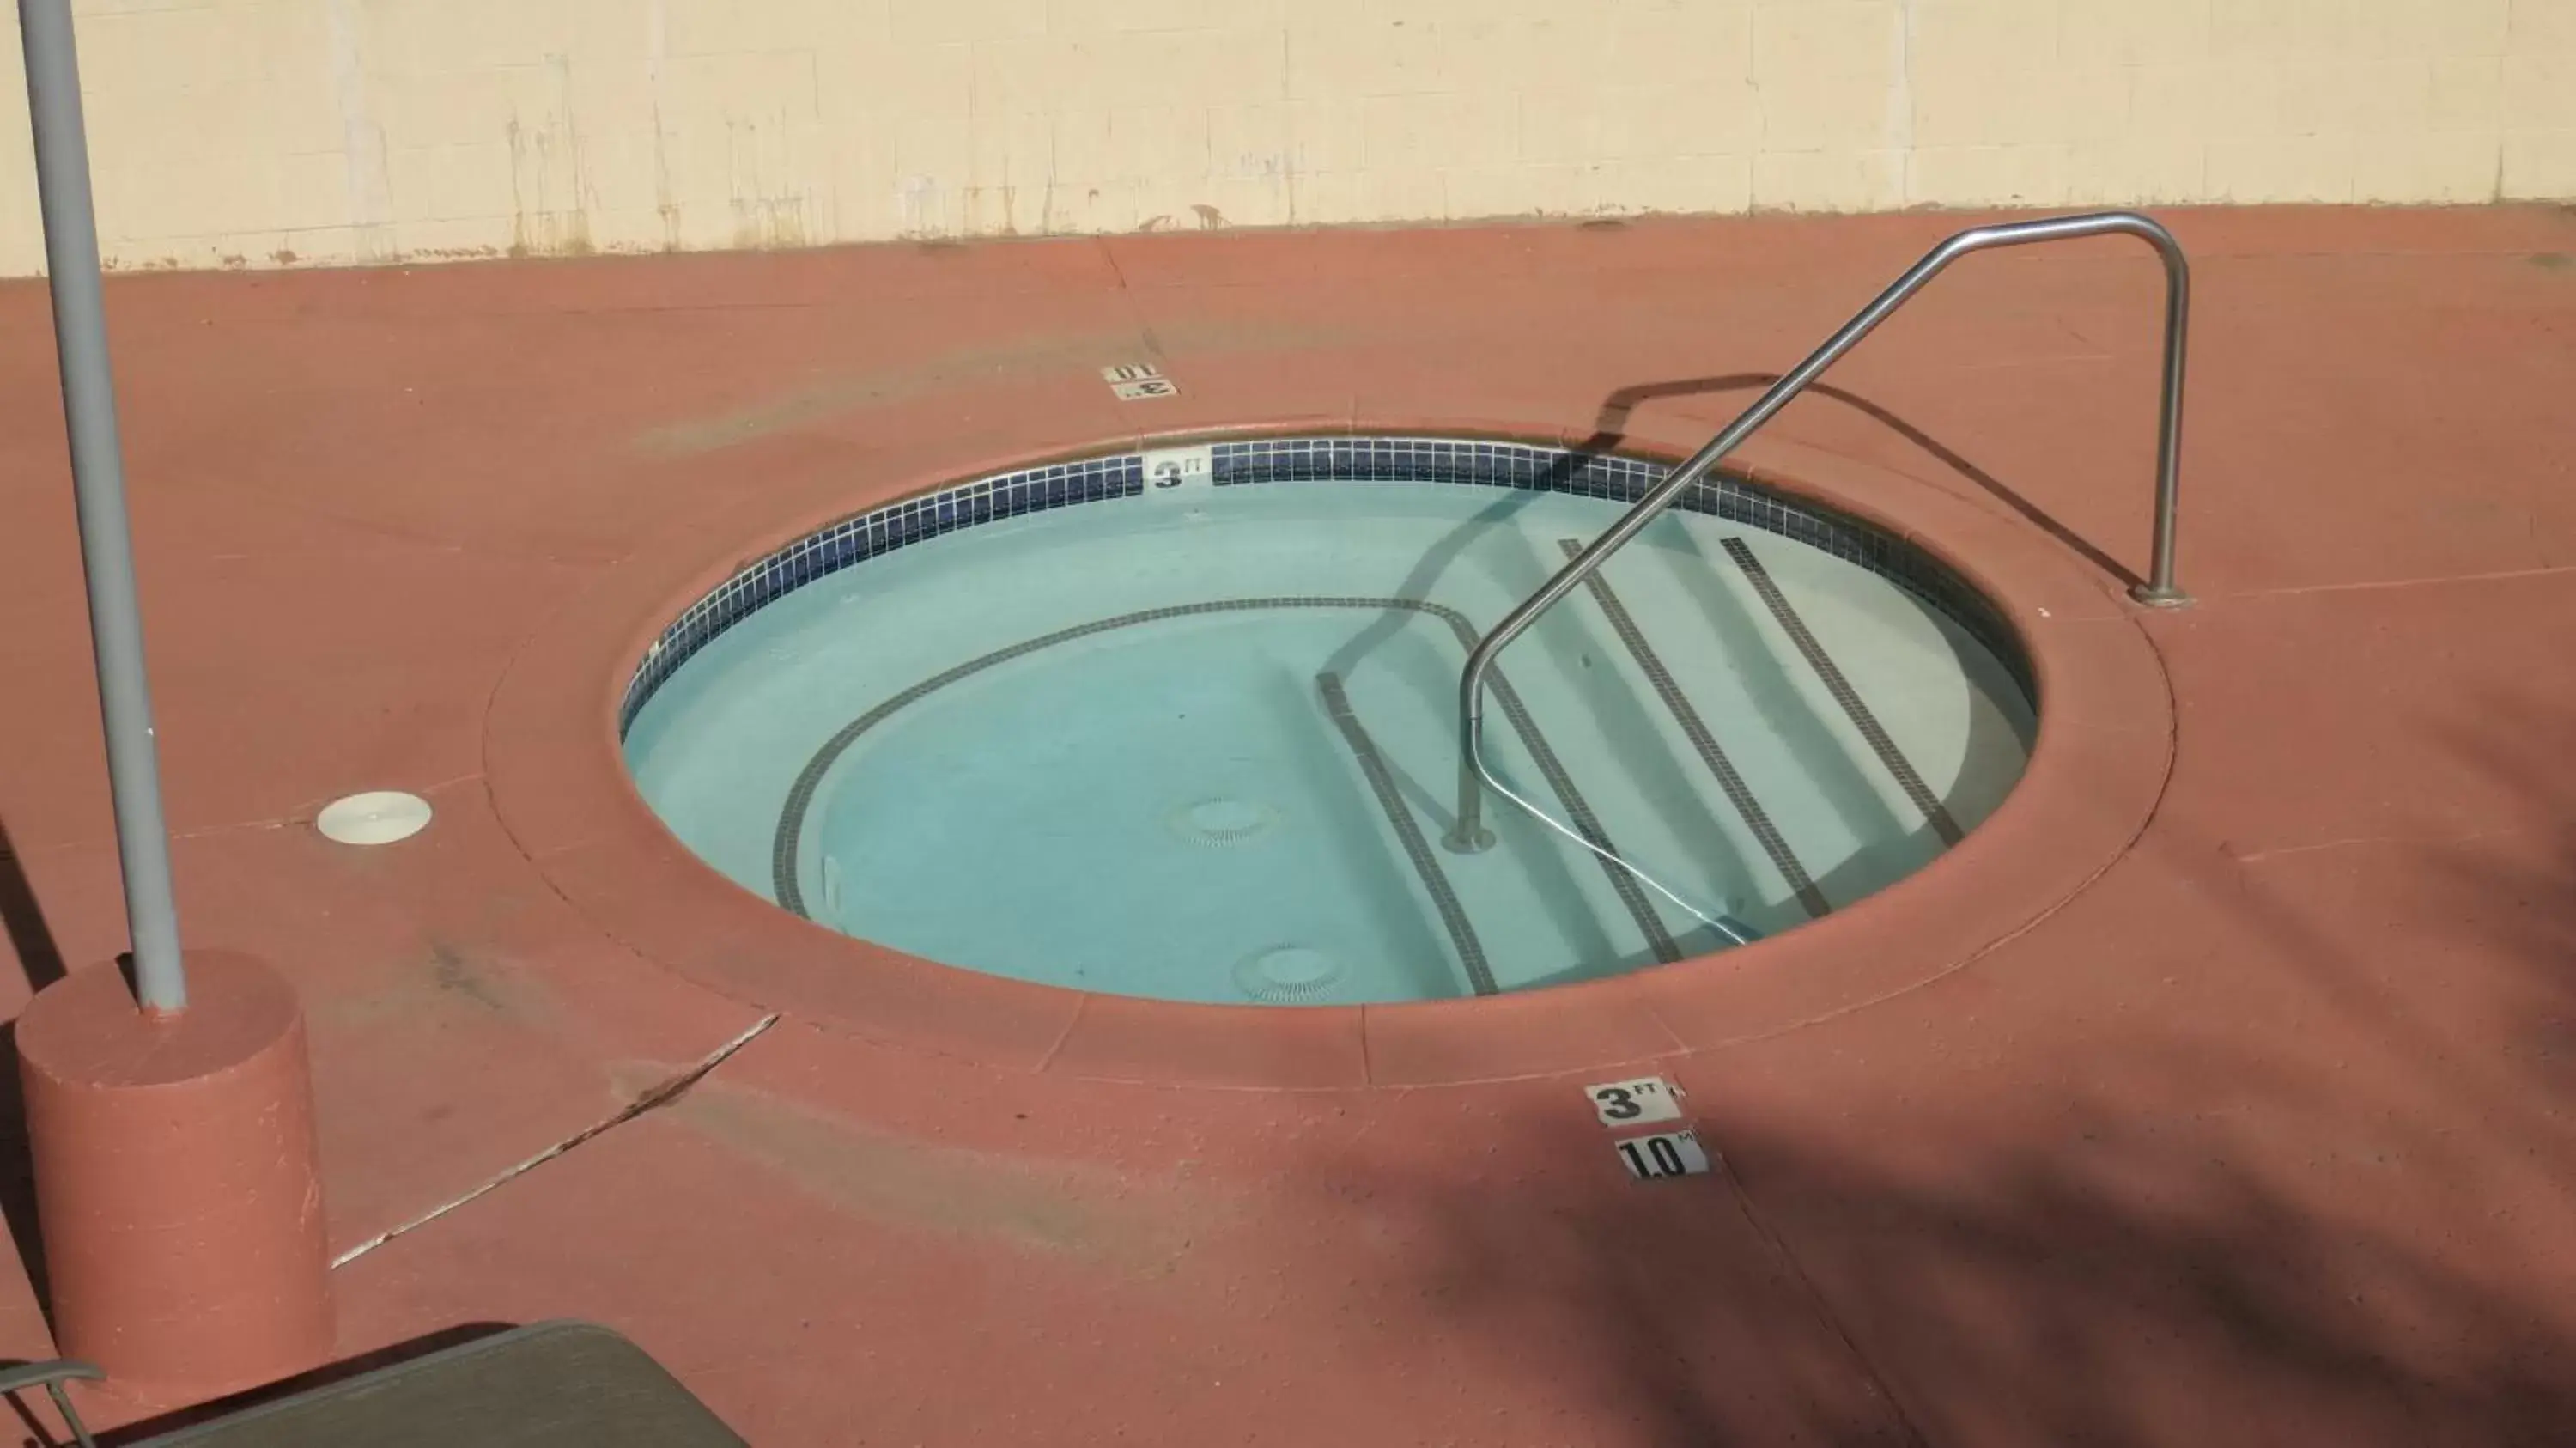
left=1712, top=1152, right=1934, bottom=1447
left=330, top=1012, right=781, bottom=1269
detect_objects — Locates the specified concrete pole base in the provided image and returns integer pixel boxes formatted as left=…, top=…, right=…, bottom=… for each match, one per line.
left=15, top=951, right=332, bottom=1402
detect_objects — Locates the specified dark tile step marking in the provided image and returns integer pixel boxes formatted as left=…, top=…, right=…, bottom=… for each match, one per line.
left=1317, top=671, right=1498, bottom=997
left=1722, top=537, right=1965, bottom=847
left=773, top=596, right=1679, bottom=968
left=1558, top=538, right=1833, bottom=920
left=1419, top=623, right=1683, bottom=966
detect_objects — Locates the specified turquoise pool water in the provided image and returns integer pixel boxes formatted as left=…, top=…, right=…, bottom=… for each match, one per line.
left=623, top=452, right=2034, bottom=1005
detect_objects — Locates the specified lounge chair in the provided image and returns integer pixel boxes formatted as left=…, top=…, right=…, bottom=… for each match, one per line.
left=0, top=1320, right=745, bottom=1445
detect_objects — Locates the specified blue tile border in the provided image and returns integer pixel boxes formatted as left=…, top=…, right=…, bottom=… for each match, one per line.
left=621, top=453, right=1142, bottom=732
left=619, top=436, right=2031, bottom=733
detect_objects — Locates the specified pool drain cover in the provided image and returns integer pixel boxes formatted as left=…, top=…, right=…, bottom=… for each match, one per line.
left=1234, top=946, right=1343, bottom=1004
left=315, top=791, right=433, bottom=846
left=1170, top=797, right=1279, bottom=846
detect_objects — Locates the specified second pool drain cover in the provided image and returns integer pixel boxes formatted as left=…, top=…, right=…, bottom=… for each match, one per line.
left=1234, top=946, right=1342, bottom=1004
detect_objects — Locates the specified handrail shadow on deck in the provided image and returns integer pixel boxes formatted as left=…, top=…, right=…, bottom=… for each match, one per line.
left=1578, top=373, right=2144, bottom=593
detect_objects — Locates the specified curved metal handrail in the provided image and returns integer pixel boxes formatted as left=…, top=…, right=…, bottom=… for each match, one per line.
left=1449, top=210, right=2191, bottom=853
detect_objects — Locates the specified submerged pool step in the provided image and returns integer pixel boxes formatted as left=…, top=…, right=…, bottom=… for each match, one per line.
left=1309, top=614, right=1707, bottom=994
left=1718, top=537, right=1966, bottom=848
left=1315, top=671, right=1498, bottom=997
left=1420, top=633, right=1685, bottom=969
left=1453, top=520, right=2011, bottom=938
left=1557, top=537, right=1835, bottom=921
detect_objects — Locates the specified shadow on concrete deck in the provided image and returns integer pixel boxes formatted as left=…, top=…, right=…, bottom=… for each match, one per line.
left=1338, top=1073, right=2576, bottom=1445
left=1310, top=699, right=2576, bottom=1445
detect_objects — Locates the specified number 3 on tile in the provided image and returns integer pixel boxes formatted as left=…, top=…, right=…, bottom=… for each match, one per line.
left=1587, top=1075, right=1683, bottom=1126
left=1615, top=1129, right=1712, bottom=1181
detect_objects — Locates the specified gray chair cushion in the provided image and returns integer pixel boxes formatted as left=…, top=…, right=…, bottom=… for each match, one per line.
left=136, top=1322, right=745, bottom=1447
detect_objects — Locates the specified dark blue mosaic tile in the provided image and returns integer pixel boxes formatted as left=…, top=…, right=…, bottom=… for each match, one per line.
left=619, top=435, right=2032, bottom=733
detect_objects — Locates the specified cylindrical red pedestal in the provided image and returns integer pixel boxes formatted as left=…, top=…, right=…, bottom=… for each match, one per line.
left=15, top=951, right=332, bottom=1400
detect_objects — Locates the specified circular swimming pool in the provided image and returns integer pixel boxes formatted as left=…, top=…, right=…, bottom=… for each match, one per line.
left=621, top=435, right=2036, bottom=1006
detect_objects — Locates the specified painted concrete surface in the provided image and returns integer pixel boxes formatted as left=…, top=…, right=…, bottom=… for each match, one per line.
left=3, top=204, right=2575, bottom=1442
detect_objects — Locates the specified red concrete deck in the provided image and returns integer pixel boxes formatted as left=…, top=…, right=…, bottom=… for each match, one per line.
left=4, top=204, right=2575, bottom=1444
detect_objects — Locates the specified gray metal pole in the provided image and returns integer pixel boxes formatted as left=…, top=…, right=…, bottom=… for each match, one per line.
left=18, top=0, right=188, bottom=1013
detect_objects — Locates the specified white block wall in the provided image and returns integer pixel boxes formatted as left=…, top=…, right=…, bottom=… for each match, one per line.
left=2, top=0, right=2572, bottom=273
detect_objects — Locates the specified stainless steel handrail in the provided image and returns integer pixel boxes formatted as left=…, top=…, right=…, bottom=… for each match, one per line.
left=1448, top=210, right=2191, bottom=852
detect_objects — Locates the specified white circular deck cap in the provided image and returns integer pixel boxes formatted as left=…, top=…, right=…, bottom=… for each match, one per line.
left=316, top=791, right=433, bottom=846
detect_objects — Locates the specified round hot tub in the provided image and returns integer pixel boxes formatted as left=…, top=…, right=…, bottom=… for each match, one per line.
left=620, top=435, right=2035, bottom=1006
